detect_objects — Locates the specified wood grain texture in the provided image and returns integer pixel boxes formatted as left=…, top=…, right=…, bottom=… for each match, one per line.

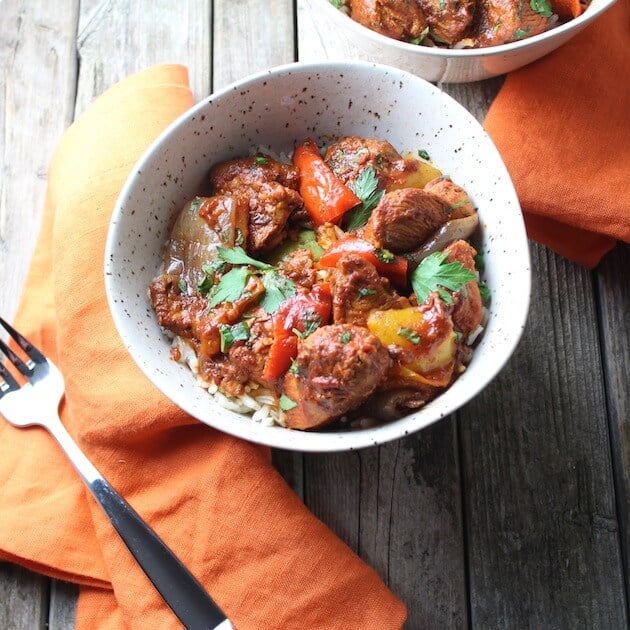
left=0, top=563, right=47, bottom=630
left=460, top=244, right=627, bottom=628
left=0, top=0, right=79, bottom=320
left=213, top=0, right=296, bottom=89
left=49, top=580, right=78, bottom=629
left=596, top=242, right=630, bottom=608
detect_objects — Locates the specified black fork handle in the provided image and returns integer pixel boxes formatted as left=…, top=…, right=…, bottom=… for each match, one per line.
left=90, top=478, right=231, bottom=630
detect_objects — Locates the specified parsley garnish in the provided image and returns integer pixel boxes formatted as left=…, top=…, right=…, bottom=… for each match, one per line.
left=260, top=270, right=296, bottom=314
left=292, top=310, right=321, bottom=339
left=329, top=0, right=344, bottom=8
left=217, top=246, right=272, bottom=270
left=210, top=246, right=296, bottom=313
left=340, top=331, right=352, bottom=344
left=530, top=0, right=552, bottom=16
left=398, top=327, right=421, bottom=345
left=208, top=266, right=250, bottom=307
left=410, top=251, right=476, bottom=306
left=234, top=228, right=245, bottom=246
left=375, top=248, right=395, bottom=263
left=279, top=394, right=298, bottom=411
left=345, top=166, right=385, bottom=230
left=409, top=27, right=430, bottom=45
left=178, top=278, right=188, bottom=294
left=514, top=26, right=532, bottom=40
left=255, top=156, right=268, bottom=165
left=478, top=280, right=491, bottom=304
left=358, top=287, right=377, bottom=298
left=219, top=321, right=250, bottom=353
left=197, top=259, right=227, bottom=296
left=289, top=358, right=300, bottom=375
left=418, top=149, right=431, bottom=160
left=450, top=199, right=468, bottom=211
left=188, top=198, right=203, bottom=214
left=474, top=252, right=485, bottom=272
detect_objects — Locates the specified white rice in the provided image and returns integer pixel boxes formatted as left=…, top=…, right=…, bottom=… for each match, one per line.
left=172, top=335, right=284, bottom=427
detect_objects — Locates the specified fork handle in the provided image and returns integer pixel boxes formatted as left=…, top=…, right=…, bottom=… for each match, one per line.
left=46, top=415, right=231, bottom=630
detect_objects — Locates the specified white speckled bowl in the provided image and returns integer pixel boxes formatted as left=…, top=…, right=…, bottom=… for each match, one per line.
left=307, top=0, right=617, bottom=83
left=105, top=61, right=530, bottom=452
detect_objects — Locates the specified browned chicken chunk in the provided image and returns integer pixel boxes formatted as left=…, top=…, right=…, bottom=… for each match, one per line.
left=417, top=0, right=474, bottom=45
left=363, top=187, right=451, bottom=252
left=424, top=177, right=476, bottom=219
left=208, top=155, right=303, bottom=254
left=325, top=136, right=408, bottom=189
left=330, top=254, right=409, bottom=326
left=283, top=324, right=391, bottom=429
left=443, top=239, right=483, bottom=337
left=472, top=0, right=551, bottom=47
left=350, top=0, right=428, bottom=42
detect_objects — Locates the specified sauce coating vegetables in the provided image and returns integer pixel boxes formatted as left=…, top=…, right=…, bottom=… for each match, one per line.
left=149, top=136, right=488, bottom=430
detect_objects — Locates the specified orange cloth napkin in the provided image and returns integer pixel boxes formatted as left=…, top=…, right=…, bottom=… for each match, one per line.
left=0, top=64, right=407, bottom=629
left=484, top=0, right=630, bottom=268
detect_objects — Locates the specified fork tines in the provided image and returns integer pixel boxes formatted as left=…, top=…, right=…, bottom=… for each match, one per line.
left=0, top=317, right=46, bottom=395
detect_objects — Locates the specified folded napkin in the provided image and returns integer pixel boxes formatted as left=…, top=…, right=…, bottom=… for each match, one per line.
left=0, top=65, right=407, bottom=629
left=484, top=0, right=630, bottom=268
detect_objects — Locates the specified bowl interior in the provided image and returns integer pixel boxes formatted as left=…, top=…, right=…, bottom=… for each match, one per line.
left=105, top=61, right=531, bottom=452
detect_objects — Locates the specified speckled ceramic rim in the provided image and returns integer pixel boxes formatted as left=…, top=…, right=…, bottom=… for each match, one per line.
left=315, top=0, right=617, bottom=58
left=105, top=60, right=531, bottom=452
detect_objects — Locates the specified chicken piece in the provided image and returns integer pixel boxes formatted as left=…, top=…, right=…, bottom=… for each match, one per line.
left=208, top=155, right=303, bottom=254
left=443, top=239, right=483, bottom=337
left=363, top=187, right=451, bottom=252
left=278, top=248, right=318, bottom=290
left=283, top=324, right=391, bottom=430
left=417, top=0, right=474, bottom=45
left=209, top=154, right=299, bottom=192
left=350, top=0, right=428, bottom=42
left=424, top=177, right=476, bottom=219
left=324, top=136, right=409, bottom=190
left=330, top=254, right=409, bottom=326
left=245, top=181, right=303, bottom=254
left=472, top=0, right=551, bottom=47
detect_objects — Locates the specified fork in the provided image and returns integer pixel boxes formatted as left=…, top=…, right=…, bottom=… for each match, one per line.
left=0, top=317, right=233, bottom=630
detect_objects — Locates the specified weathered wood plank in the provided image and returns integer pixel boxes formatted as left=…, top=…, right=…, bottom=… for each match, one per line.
left=213, top=0, right=296, bottom=89
left=0, top=1, right=79, bottom=628
left=460, top=244, right=627, bottom=628
left=76, top=0, right=211, bottom=115
left=596, top=242, right=630, bottom=609
left=0, top=0, right=79, bottom=318
left=0, top=562, right=48, bottom=630
left=49, top=580, right=79, bottom=630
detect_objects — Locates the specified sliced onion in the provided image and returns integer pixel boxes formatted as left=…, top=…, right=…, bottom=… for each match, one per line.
left=404, top=212, right=479, bottom=268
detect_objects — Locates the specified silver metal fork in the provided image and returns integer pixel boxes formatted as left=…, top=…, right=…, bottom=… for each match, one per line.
left=0, top=316, right=233, bottom=630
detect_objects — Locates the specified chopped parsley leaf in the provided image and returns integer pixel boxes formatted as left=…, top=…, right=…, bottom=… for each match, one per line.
left=255, top=155, right=268, bottom=165
left=375, top=248, right=395, bottom=263
left=219, top=321, right=250, bottom=353
left=410, top=251, right=476, bottom=306
left=260, top=271, right=297, bottom=314
left=418, top=149, right=431, bottom=160
left=514, top=26, right=532, bottom=40
left=208, top=266, right=250, bottom=307
left=478, top=280, right=491, bottom=304
left=279, top=394, right=298, bottom=411
left=450, top=199, right=468, bottom=211
left=345, top=165, right=385, bottom=230
left=530, top=0, right=553, bottom=17
left=289, top=358, right=300, bottom=375
left=217, top=246, right=273, bottom=270
left=398, top=327, right=421, bottom=345
left=340, top=331, right=352, bottom=344
left=178, top=278, right=188, bottom=294
left=358, top=287, right=377, bottom=298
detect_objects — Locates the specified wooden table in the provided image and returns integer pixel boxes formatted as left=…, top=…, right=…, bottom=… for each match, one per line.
left=1, top=1, right=628, bottom=628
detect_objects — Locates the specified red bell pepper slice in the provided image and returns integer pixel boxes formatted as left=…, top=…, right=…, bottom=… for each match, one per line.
left=293, top=139, right=361, bottom=226
left=263, top=285, right=333, bottom=380
left=318, top=237, right=408, bottom=289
